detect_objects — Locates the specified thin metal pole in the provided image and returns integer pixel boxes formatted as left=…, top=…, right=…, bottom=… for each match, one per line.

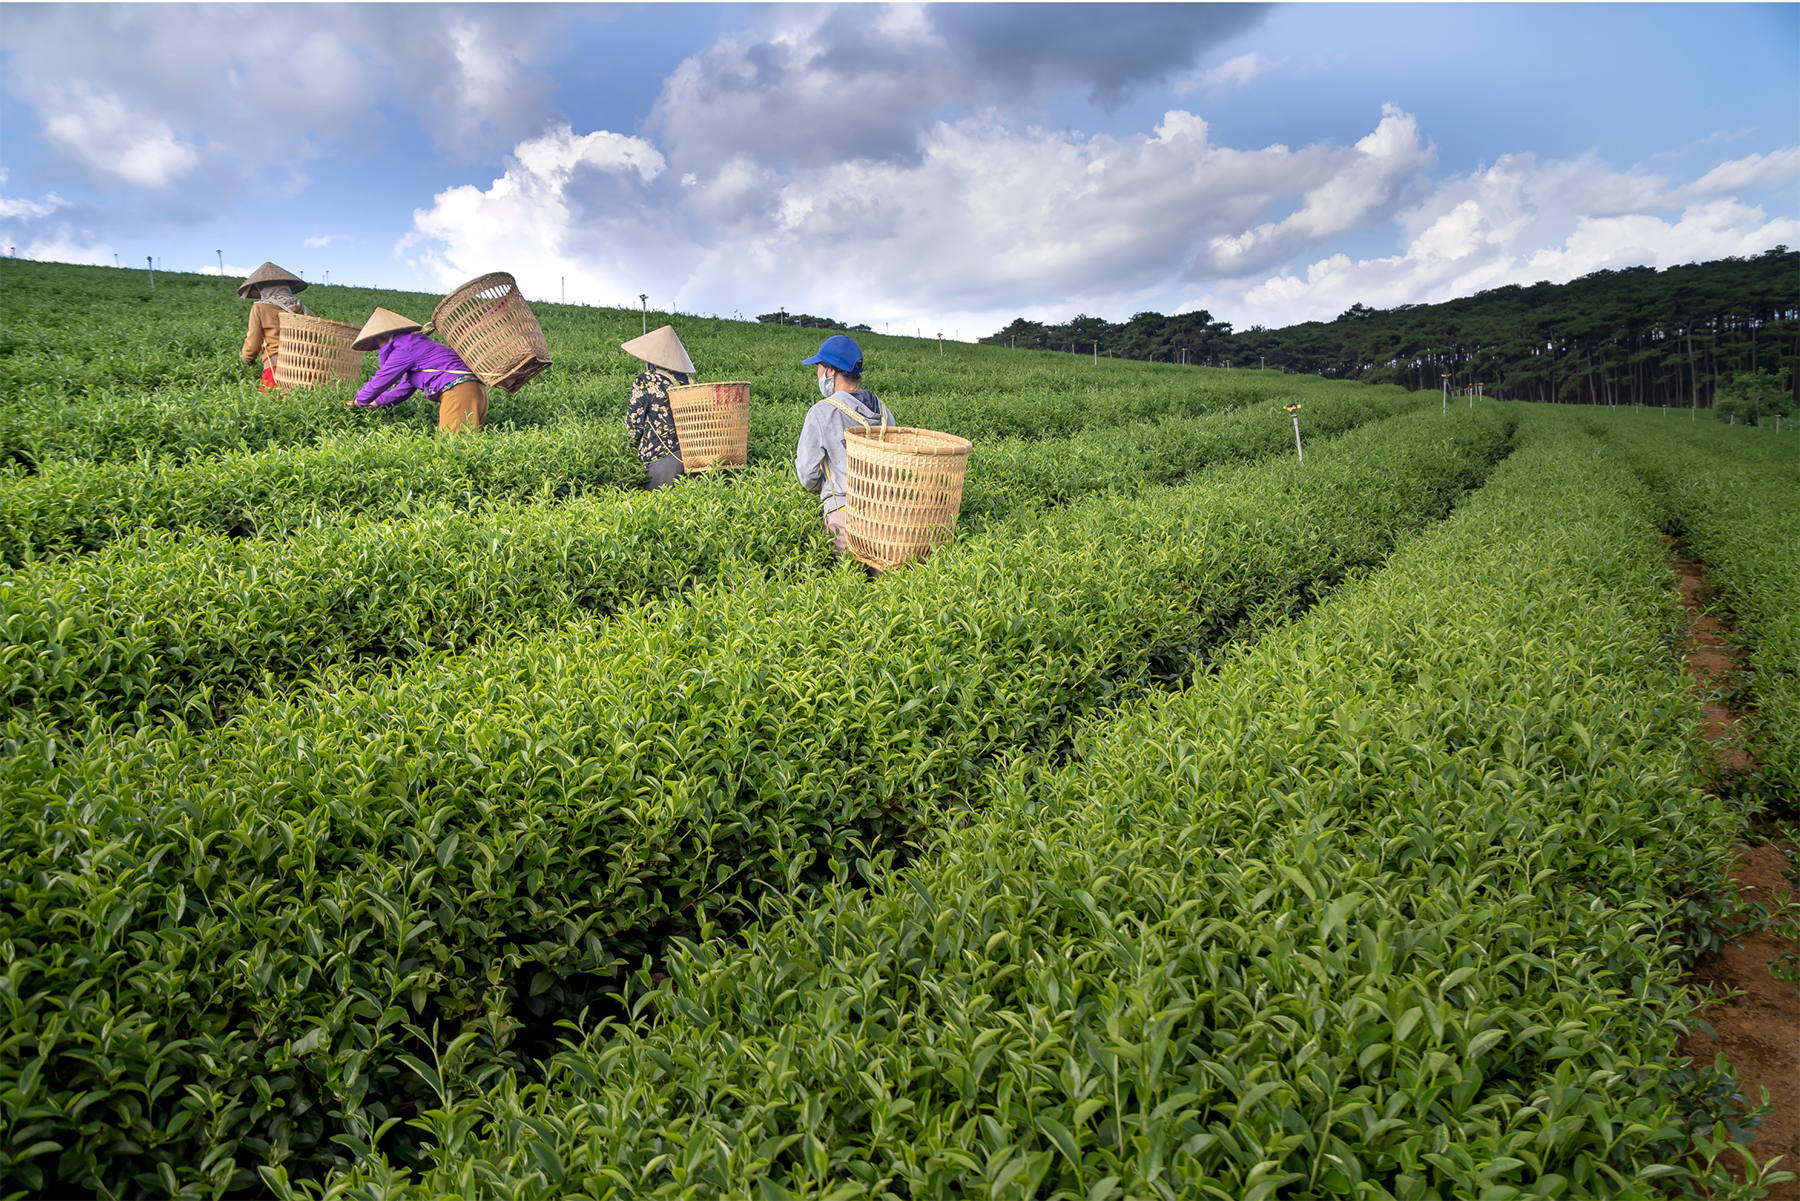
left=146, top=256, right=154, bottom=292
left=216, top=250, right=223, bottom=274
left=1293, top=415, right=1304, bottom=463
left=639, top=294, right=648, bottom=335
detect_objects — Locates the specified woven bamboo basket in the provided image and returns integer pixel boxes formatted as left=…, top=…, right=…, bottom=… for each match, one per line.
left=668, top=381, right=750, bottom=472
left=272, top=313, right=364, bottom=390
left=841, top=426, right=972, bottom=570
left=429, top=272, right=551, bottom=394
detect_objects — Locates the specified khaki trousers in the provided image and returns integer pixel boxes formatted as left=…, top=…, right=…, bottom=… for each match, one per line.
left=438, top=380, right=489, bottom=433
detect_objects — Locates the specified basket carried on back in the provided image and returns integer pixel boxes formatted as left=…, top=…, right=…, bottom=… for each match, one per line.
left=842, top=426, right=972, bottom=570
left=273, top=313, right=364, bottom=390
left=667, top=381, right=750, bottom=472
left=429, top=272, right=551, bottom=394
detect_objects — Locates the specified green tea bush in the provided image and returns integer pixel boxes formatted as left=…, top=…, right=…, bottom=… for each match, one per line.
left=0, top=423, right=643, bottom=566
left=298, top=411, right=1752, bottom=1200
left=0, top=388, right=1429, bottom=733
left=1581, top=409, right=1800, bottom=797
left=0, top=406, right=1511, bottom=1195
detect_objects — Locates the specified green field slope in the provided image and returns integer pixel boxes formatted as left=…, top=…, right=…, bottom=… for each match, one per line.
left=1, top=259, right=1371, bottom=470
left=1, top=405, right=1512, bottom=1195
left=304, top=408, right=1756, bottom=1201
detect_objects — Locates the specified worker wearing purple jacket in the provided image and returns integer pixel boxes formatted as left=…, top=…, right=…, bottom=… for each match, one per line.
left=350, top=308, right=488, bottom=432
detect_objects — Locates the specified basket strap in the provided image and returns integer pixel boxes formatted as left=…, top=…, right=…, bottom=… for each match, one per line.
left=818, top=395, right=874, bottom=516
left=822, top=393, right=896, bottom=442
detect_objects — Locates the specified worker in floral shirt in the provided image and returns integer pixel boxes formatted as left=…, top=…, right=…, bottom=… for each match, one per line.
left=621, top=324, right=696, bottom=489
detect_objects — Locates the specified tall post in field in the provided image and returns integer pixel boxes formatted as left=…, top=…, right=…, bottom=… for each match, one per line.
left=639, top=294, right=649, bottom=335
left=1441, top=373, right=1449, bottom=415
left=216, top=250, right=223, bottom=274
left=1286, top=402, right=1304, bottom=463
left=146, top=256, right=154, bottom=292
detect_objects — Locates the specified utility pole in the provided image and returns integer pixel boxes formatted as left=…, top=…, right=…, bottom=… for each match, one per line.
left=640, top=294, right=649, bottom=335
left=114, top=254, right=120, bottom=268
left=146, top=256, right=154, bottom=292
left=216, top=250, right=223, bottom=275
left=939, top=332, right=943, bottom=357
left=1441, top=373, right=1449, bottom=415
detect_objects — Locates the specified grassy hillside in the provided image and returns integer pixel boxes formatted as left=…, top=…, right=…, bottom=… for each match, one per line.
left=0, top=259, right=1373, bottom=469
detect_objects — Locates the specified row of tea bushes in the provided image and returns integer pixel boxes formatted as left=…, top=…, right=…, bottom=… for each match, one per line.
left=299, top=412, right=1755, bottom=1200
left=0, top=423, right=644, bottom=566
left=0, top=388, right=1429, bottom=733
left=0, top=407, right=1513, bottom=1195
left=1, top=259, right=1384, bottom=467
left=0, top=374, right=1421, bottom=569
left=1582, top=410, right=1800, bottom=796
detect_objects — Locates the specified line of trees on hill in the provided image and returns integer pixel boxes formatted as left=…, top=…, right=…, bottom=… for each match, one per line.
left=757, top=310, right=872, bottom=332
left=981, top=246, right=1799, bottom=407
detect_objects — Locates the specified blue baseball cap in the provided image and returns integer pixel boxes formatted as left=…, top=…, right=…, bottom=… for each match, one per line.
left=801, top=334, right=863, bottom=373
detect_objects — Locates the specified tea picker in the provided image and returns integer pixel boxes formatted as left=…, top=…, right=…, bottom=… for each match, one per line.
left=621, top=324, right=698, bottom=490
left=238, top=261, right=314, bottom=392
left=796, top=335, right=896, bottom=559
left=349, top=309, right=489, bottom=433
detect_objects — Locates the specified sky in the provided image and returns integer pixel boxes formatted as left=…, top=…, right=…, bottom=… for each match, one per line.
left=1, top=2, right=1796, bottom=338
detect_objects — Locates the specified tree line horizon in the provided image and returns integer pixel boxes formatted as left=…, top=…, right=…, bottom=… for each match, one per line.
left=975, top=246, right=1797, bottom=408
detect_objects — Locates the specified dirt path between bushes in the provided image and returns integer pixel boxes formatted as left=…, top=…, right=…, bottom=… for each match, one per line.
left=1666, top=539, right=1799, bottom=1198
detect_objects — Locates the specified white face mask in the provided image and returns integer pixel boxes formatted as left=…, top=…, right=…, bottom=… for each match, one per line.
left=817, top=371, right=836, bottom=398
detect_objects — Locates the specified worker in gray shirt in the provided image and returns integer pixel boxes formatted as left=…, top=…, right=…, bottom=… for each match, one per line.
left=795, top=334, right=895, bottom=555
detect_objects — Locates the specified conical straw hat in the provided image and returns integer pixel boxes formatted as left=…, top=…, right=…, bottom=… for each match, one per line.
left=238, top=260, right=307, bottom=299
left=351, top=308, right=423, bottom=351
left=621, top=325, right=695, bottom=375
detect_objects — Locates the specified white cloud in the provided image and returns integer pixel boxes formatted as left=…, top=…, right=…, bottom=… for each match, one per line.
left=1674, top=145, right=1800, bottom=199
left=1214, top=149, right=1800, bottom=326
left=1202, top=104, right=1435, bottom=274
left=0, top=190, right=70, bottom=221
left=199, top=262, right=252, bottom=277
left=304, top=235, right=340, bottom=248
left=1196, top=51, right=1285, bottom=91
left=0, top=224, right=116, bottom=266
left=38, top=83, right=201, bottom=188
left=406, top=103, right=1444, bottom=331
left=2, top=4, right=571, bottom=196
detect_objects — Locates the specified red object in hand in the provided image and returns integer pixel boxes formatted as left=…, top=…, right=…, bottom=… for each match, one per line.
left=260, top=366, right=277, bottom=392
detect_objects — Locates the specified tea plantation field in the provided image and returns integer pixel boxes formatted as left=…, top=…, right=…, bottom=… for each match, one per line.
left=1, top=261, right=1794, bottom=1200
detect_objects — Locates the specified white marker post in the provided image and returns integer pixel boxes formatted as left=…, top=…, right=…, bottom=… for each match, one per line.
left=1286, top=402, right=1304, bottom=463
left=146, top=256, right=154, bottom=292
left=639, top=294, right=649, bottom=335
left=1441, top=373, right=1449, bottom=415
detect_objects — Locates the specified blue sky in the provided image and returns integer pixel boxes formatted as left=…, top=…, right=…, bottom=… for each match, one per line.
left=2, top=3, right=1795, bottom=336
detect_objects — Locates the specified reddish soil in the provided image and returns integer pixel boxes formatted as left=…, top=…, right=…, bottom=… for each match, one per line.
left=1667, top=541, right=1800, bottom=1197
